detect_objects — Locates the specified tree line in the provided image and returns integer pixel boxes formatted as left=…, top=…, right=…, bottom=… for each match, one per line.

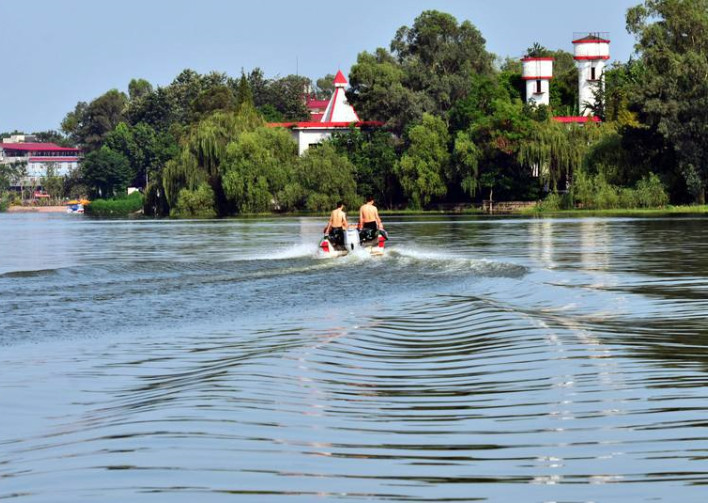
left=2, top=0, right=706, bottom=215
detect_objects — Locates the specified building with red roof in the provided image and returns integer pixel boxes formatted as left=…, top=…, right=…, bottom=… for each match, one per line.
left=1, top=135, right=81, bottom=186
left=270, top=70, right=382, bottom=155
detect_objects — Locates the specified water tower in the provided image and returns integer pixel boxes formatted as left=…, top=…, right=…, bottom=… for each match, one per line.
left=573, top=32, right=610, bottom=115
left=522, top=57, right=553, bottom=106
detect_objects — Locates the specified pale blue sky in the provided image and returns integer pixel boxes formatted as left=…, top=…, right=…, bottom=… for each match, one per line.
left=0, top=0, right=640, bottom=133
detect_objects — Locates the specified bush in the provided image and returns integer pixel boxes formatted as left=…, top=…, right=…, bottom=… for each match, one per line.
left=85, top=192, right=144, bottom=216
left=171, top=183, right=217, bottom=218
left=636, top=173, right=669, bottom=208
left=594, top=178, right=620, bottom=209
left=618, top=187, right=639, bottom=208
left=539, top=192, right=563, bottom=211
left=571, top=169, right=669, bottom=210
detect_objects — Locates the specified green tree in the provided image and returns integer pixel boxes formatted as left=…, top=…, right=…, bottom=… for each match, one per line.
left=246, top=68, right=271, bottom=110
left=172, top=182, right=217, bottom=218
left=315, top=74, right=336, bottom=99
left=348, top=48, right=429, bottom=134
left=472, top=98, right=534, bottom=201
left=33, top=130, right=72, bottom=147
left=287, top=143, right=358, bottom=211
left=265, top=74, right=311, bottom=121
left=128, top=78, right=154, bottom=101
left=221, top=126, right=297, bottom=213
left=60, top=102, right=88, bottom=142
left=519, top=118, right=610, bottom=192
left=81, top=146, right=133, bottom=197
left=330, top=127, right=400, bottom=208
left=451, top=129, right=480, bottom=197
left=395, top=113, right=450, bottom=208
left=42, top=164, right=65, bottom=200
left=525, top=43, right=551, bottom=58
left=391, top=10, right=495, bottom=115
left=189, top=85, right=237, bottom=122
left=104, top=122, right=177, bottom=188
left=548, top=49, right=578, bottom=115
left=125, top=86, right=176, bottom=130
left=0, top=161, right=26, bottom=192
left=162, top=108, right=264, bottom=214
left=235, top=72, right=254, bottom=111
left=627, top=0, right=708, bottom=203
left=62, top=90, right=128, bottom=151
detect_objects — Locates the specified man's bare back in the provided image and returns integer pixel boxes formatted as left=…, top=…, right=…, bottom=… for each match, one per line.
left=329, top=208, right=347, bottom=229
left=325, top=202, right=348, bottom=235
left=358, top=198, right=383, bottom=230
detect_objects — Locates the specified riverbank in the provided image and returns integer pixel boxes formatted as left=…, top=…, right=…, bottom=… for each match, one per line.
left=6, top=205, right=68, bottom=213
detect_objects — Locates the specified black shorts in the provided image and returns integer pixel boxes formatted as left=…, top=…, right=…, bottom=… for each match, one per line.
left=362, top=221, right=378, bottom=230
left=329, top=227, right=344, bottom=245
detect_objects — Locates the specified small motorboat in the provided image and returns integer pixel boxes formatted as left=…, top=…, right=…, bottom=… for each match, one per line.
left=318, top=226, right=388, bottom=258
left=66, top=202, right=84, bottom=214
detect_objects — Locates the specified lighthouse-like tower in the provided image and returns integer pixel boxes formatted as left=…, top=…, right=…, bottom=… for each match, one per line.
left=573, top=33, right=610, bottom=116
left=320, top=70, right=359, bottom=123
left=521, top=57, right=554, bottom=106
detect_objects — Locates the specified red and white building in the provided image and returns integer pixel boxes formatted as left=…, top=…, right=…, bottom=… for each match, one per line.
left=1, top=135, right=81, bottom=186
left=271, top=70, right=382, bottom=155
left=573, top=33, right=610, bottom=116
left=522, top=57, right=553, bottom=106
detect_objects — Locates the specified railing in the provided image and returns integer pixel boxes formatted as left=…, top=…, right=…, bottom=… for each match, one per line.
left=573, top=32, right=610, bottom=41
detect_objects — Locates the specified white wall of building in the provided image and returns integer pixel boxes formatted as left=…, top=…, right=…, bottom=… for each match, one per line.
left=576, top=59, right=606, bottom=116
left=574, top=41, right=610, bottom=60
left=292, top=129, right=335, bottom=156
left=27, top=160, right=79, bottom=178
left=525, top=79, right=551, bottom=106
left=522, top=59, right=553, bottom=79
left=522, top=58, right=553, bottom=107
left=574, top=38, right=610, bottom=116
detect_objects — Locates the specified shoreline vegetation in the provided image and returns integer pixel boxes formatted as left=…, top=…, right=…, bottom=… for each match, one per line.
left=3, top=2, right=708, bottom=219
left=6, top=197, right=708, bottom=218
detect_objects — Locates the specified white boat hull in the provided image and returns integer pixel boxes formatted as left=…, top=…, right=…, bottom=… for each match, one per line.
left=318, top=228, right=387, bottom=258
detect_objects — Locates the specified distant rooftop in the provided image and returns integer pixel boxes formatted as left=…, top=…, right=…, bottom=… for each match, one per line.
left=572, top=32, right=611, bottom=44
left=1, top=142, right=80, bottom=153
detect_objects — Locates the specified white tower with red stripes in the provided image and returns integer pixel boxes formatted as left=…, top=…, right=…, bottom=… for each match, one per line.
left=522, top=57, right=553, bottom=106
left=573, top=33, right=610, bottom=116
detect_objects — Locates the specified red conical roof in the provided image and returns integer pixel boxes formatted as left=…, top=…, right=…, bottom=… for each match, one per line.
left=333, top=70, right=347, bottom=85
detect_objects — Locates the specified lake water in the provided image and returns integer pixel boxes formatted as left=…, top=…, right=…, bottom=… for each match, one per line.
left=1, top=212, right=707, bottom=502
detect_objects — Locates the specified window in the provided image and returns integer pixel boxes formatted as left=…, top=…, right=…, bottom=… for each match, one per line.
left=536, top=80, right=542, bottom=94
left=591, top=67, right=596, bottom=81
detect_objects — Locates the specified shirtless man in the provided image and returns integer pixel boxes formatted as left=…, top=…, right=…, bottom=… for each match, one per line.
left=324, top=201, right=348, bottom=246
left=358, top=196, right=383, bottom=231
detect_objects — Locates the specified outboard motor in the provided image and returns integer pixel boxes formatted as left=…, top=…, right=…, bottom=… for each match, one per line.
left=343, top=228, right=361, bottom=252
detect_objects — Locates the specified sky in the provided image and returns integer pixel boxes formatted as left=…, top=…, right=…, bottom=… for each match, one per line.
left=0, top=0, right=641, bottom=134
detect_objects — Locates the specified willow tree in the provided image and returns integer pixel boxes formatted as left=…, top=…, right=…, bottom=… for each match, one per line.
left=519, top=120, right=610, bottom=192
left=221, top=126, right=298, bottom=213
left=395, top=113, right=450, bottom=208
left=450, top=130, right=480, bottom=197
left=288, top=143, right=359, bottom=212
left=162, top=107, right=264, bottom=215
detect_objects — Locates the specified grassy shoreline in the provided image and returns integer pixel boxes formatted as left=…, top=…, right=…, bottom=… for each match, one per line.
left=4, top=200, right=708, bottom=218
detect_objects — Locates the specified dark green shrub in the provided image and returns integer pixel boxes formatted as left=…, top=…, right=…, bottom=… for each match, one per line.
left=636, top=173, right=669, bottom=208
left=540, top=192, right=563, bottom=211
left=171, top=183, right=217, bottom=218
left=86, top=192, right=144, bottom=216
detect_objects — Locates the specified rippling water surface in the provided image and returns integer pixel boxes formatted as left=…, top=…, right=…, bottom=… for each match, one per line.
left=1, top=213, right=707, bottom=502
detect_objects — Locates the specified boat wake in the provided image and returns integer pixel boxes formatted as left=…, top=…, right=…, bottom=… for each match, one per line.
left=385, top=246, right=528, bottom=278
